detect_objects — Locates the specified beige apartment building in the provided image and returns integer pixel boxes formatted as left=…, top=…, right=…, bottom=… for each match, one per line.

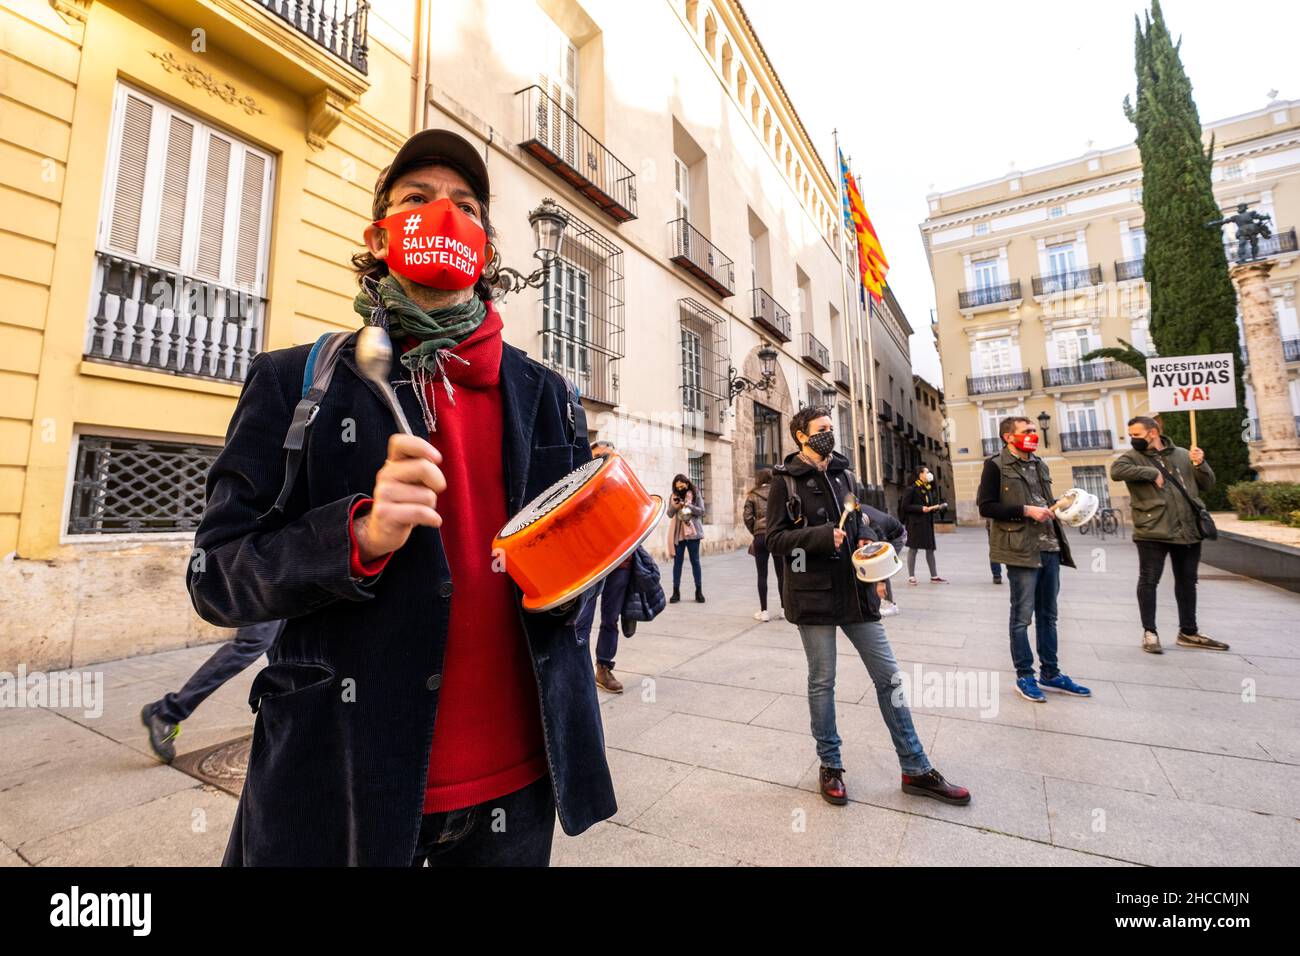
left=921, top=96, right=1300, bottom=524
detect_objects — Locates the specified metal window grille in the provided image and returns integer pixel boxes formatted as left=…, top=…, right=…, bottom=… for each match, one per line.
left=68, top=435, right=219, bottom=534
left=753, top=402, right=782, bottom=473
left=688, top=450, right=709, bottom=520
left=539, top=206, right=624, bottom=406
left=678, top=298, right=730, bottom=435
left=1071, top=465, right=1112, bottom=510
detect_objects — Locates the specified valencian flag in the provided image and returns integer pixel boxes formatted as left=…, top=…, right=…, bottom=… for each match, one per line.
left=839, top=149, right=888, bottom=303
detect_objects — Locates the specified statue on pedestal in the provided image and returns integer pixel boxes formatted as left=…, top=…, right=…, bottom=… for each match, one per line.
left=1207, top=203, right=1273, bottom=264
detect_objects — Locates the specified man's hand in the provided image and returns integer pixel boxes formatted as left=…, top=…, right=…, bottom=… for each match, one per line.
left=1024, top=505, right=1054, bottom=523
left=1189, top=446, right=1205, bottom=467
left=1153, top=471, right=1165, bottom=488
left=833, top=527, right=847, bottom=549
left=876, top=582, right=888, bottom=599
left=354, top=434, right=446, bottom=563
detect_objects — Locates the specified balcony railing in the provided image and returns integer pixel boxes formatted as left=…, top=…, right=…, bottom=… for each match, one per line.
left=967, top=370, right=1032, bottom=395
left=1060, top=429, right=1114, bottom=452
left=834, top=360, right=851, bottom=390
left=958, top=280, right=1022, bottom=310
left=1115, top=257, right=1144, bottom=281
left=800, top=332, right=830, bottom=372
left=750, top=288, right=791, bottom=342
left=1283, top=337, right=1300, bottom=363
left=668, top=219, right=734, bottom=297
left=517, top=85, right=637, bottom=223
left=982, top=437, right=1001, bottom=456
left=1032, top=265, right=1104, bottom=296
left=1042, top=359, right=1142, bottom=388
left=251, top=0, right=369, bottom=73
left=879, top=400, right=893, bottom=422
left=1226, top=226, right=1297, bottom=262
left=85, top=251, right=265, bottom=383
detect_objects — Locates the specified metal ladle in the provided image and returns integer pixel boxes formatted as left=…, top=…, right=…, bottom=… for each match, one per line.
left=355, top=324, right=413, bottom=435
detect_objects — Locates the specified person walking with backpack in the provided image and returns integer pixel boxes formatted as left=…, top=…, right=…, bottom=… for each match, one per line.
left=1110, top=416, right=1227, bottom=654
left=766, top=405, right=970, bottom=808
left=899, top=466, right=948, bottom=586
left=667, top=473, right=706, bottom=604
left=743, top=468, right=784, bottom=621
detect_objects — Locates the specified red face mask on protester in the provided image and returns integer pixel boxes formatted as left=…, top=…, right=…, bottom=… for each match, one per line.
left=1010, top=431, right=1040, bottom=453
left=373, top=197, right=486, bottom=290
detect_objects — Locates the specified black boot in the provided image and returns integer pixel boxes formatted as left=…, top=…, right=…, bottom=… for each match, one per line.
left=695, top=588, right=705, bottom=603
left=669, top=588, right=680, bottom=604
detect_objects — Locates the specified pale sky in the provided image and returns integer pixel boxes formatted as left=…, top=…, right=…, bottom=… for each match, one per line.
left=744, top=0, right=1300, bottom=384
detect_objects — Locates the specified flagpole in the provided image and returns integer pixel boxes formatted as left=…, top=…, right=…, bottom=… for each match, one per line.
left=857, top=172, right=884, bottom=488
left=832, top=130, right=869, bottom=483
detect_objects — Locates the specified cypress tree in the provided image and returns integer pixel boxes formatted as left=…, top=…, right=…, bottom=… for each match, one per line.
left=1123, top=0, right=1249, bottom=507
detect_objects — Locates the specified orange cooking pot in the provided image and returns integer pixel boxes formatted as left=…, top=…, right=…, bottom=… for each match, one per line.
left=493, top=453, right=665, bottom=612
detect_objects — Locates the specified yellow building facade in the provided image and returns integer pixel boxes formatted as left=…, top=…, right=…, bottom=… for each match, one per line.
left=921, top=98, right=1300, bottom=524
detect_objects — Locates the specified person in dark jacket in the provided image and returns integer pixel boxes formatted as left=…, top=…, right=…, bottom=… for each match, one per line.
left=976, top=415, right=1091, bottom=704
left=1110, top=415, right=1226, bottom=654
left=743, top=468, right=784, bottom=621
left=576, top=440, right=635, bottom=693
left=186, top=128, right=615, bottom=866
left=898, top=466, right=948, bottom=586
left=667, top=473, right=706, bottom=603
left=766, top=405, right=970, bottom=808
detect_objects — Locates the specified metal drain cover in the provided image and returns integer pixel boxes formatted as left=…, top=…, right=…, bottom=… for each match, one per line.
left=172, top=735, right=251, bottom=797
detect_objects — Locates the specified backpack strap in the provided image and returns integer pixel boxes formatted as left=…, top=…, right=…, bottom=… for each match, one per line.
left=782, top=472, right=804, bottom=526
left=256, top=331, right=353, bottom=523
left=562, top=375, right=587, bottom=445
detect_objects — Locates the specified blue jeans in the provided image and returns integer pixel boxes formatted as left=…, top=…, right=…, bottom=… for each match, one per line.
left=672, top=538, right=702, bottom=591
left=153, top=620, right=283, bottom=723
left=574, top=564, right=631, bottom=668
left=410, top=774, right=555, bottom=866
left=990, top=561, right=1002, bottom=580
left=1007, top=551, right=1061, bottom=679
left=797, top=620, right=930, bottom=774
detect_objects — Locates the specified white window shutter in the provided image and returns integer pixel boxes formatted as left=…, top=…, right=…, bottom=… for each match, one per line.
left=194, top=134, right=231, bottom=279
left=234, top=151, right=267, bottom=291
left=107, top=93, right=153, bottom=255
left=153, top=114, right=194, bottom=267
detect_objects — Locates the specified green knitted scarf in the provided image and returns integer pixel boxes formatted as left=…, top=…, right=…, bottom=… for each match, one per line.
left=352, top=274, right=486, bottom=374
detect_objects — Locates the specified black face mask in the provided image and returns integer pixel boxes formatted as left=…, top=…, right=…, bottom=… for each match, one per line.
left=674, top=485, right=687, bottom=494
left=1131, top=437, right=1149, bottom=452
left=804, top=430, right=836, bottom=458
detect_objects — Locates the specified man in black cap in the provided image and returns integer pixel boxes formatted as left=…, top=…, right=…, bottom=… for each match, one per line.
left=186, top=128, right=615, bottom=866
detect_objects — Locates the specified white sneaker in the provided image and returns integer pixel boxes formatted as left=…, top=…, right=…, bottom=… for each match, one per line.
left=772, top=609, right=784, bottom=621
left=879, top=600, right=900, bottom=617
left=754, top=610, right=770, bottom=622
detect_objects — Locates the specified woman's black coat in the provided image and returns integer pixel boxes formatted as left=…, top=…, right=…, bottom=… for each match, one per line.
left=186, top=332, right=616, bottom=866
left=899, top=482, right=938, bottom=551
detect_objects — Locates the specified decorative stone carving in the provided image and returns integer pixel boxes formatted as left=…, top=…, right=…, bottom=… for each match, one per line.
left=1232, top=260, right=1300, bottom=480
left=49, top=0, right=90, bottom=23
left=149, top=51, right=265, bottom=115
left=307, top=89, right=347, bottom=151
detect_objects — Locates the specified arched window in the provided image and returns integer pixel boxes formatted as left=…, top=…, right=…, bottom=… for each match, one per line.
left=721, top=40, right=733, bottom=80
left=762, top=109, right=772, bottom=143
left=774, top=129, right=782, bottom=157
left=784, top=147, right=792, bottom=176
left=750, top=90, right=760, bottom=124
left=685, top=0, right=698, bottom=30
left=736, top=64, right=747, bottom=101
left=704, top=11, right=717, bottom=56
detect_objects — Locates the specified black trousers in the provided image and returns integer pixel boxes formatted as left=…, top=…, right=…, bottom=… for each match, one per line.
left=411, top=775, right=555, bottom=867
left=752, top=533, right=785, bottom=611
left=1135, top=540, right=1201, bottom=635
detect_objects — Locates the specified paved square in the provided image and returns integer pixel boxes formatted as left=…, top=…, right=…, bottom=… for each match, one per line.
left=1, top=528, right=1296, bottom=866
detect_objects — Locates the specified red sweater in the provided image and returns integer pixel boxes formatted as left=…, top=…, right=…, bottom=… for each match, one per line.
left=349, top=304, right=547, bottom=812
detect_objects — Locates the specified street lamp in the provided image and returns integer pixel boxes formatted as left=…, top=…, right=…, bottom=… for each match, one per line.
left=494, top=198, right=569, bottom=297
left=728, top=342, right=779, bottom=403
left=1037, top=410, right=1052, bottom=449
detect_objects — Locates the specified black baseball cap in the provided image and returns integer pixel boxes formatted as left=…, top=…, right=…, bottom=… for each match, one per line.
left=371, top=128, right=489, bottom=217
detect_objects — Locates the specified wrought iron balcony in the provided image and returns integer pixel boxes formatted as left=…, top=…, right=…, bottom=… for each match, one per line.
left=1060, top=430, right=1114, bottom=452
left=1032, top=264, right=1104, bottom=296
left=834, top=360, right=851, bottom=390
left=967, top=370, right=1032, bottom=395
left=1042, top=359, right=1141, bottom=388
left=85, top=251, right=265, bottom=382
left=669, top=219, right=734, bottom=297
left=516, top=85, right=637, bottom=223
left=1225, top=226, right=1297, bottom=262
left=250, top=0, right=369, bottom=73
left=982, top=437, right=1001, bottom=456
left=1115, top=257, right=1144, bottom=281
left=958, top=280, right=1021, bottom=310
left=750, top=287, right=791, bottom=342
left=879, top=400, right=892, bottom=422
left=1283, top=337, right=1300, bottom=363
left=800, top=332, right=830, bottom=372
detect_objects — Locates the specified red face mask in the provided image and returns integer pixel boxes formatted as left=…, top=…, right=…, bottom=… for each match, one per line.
left=1010, top=432, right=1040, bottom=452
left=373, top=197, right=486, bottom=290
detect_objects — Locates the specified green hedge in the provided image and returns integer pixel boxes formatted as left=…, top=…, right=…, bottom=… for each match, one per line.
left=1227, top=482, right=1300, bottom=526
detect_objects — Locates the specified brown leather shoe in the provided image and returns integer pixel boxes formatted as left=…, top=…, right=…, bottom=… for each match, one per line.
left=595, top=664, right=624, bottom=694
left=901, top=768, right=970, bottom=805
left=819, top=766, right=847, bottom=805
left=1176, top=631, right=1229, bottom=652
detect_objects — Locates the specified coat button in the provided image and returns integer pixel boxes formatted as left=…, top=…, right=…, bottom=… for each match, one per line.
left=817, top=507, right=827, bottom=517
left=439, top=581, right=453, bottom=598
left=426, top=673, right=442, bottom=691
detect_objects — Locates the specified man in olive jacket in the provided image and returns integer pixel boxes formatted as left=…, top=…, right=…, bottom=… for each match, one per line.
left=976, top=415, right=1091, bottom=704
left=766, top=405, right=969, bottom=808
left=1110, top=415, right=1227, bottom=654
